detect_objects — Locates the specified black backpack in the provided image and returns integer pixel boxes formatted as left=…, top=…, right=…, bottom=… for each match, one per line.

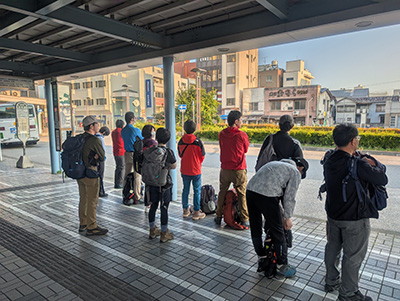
left=61, top=134, right=88, bottom=179
left=200, top=185, right=217, bottom=214
left=257, top=233, right=277, bottom=279
left=133, top=136, right=144, bottom=174
left=123, top=173, right=137, bottom=205
left=255, top=134, right=277, bottom=172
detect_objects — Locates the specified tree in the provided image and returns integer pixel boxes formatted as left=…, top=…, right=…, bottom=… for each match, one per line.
left=175, top=86, right=220, bottom=126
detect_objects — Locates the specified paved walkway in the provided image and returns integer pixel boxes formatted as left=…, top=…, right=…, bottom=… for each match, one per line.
left=0, top=158, right=399, bottom=301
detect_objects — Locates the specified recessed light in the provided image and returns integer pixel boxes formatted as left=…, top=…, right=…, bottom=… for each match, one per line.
left=70, top=75, right=79, bottom=78
left=218, top=48, right=230, bottom=53
left=355, top=21, right=373, bottom=28
left=127, top=64, right=137, bottom=68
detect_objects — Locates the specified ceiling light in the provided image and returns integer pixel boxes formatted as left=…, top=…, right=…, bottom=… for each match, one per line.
left=218, top=48, right=230, bottom=53
left=355, top=21, right=373, bottom=28
left=127, top=64, right=137, bottom=68
left=70, top=75, right=79, bottom=78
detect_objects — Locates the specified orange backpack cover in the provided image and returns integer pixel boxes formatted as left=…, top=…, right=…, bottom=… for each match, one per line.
left=223, top=189, right=247, bottom=230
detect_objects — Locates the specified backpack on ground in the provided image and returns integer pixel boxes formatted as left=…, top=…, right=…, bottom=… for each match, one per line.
left=255, top=134, right=277, bottom=172
left=133, top=136, right=144, bottom=174
left=142, top=147, right=168, bottom=187
left=200, top=185, right=217, bottom=214
left=61, top=134, right=88, bottom=179
left=257, top=232, right=277, bottom=278
left=122, top=173, right=137, bottom=205
left=223, top=189, right=247, bottom=230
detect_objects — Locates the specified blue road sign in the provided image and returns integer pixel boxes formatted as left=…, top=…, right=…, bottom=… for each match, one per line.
left=178, top=104, right=187, bottom=111
left=220, top=114, right=228, bottom=120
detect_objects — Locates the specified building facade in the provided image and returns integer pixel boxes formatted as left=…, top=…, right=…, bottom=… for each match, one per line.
left=283, top=60, right=314, bottom=87
left=258, top=61, right=284, bottom=88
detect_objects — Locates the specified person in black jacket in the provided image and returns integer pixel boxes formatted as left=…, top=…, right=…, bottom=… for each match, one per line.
left=323, top=124, right=388, bottom=301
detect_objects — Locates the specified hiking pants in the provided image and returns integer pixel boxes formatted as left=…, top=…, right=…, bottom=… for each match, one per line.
left=181, top=174, right=201, bottom=211
left=148, top=186, right=172, bottom=232
left=114, top=155, right=125, bottom=187
left=77, top=177, right=100, bottom=230
left=124, top=151, right=142, bottom=201
left=216, top=169, right=249, bottom=222
left=325, top=217, right=370, bottom=298
left=246, top=190, right=288, bottom=265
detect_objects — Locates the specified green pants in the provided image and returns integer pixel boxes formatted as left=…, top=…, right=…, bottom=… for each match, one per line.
left=78, top=177, right=100, bottom=230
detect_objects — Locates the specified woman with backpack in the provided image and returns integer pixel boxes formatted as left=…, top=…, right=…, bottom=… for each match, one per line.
left=142, top=124, right=157, bottom=212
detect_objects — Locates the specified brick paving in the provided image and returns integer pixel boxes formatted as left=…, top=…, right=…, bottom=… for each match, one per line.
left=0, top=159, right=399, bottom=301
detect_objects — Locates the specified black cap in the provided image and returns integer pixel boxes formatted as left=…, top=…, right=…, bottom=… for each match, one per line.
left=291, top=157, right=309, bottom=179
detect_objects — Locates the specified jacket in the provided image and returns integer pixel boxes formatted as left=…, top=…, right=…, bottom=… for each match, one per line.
left=219, top=127, right=249, bottom=170
left=111, top=128, right=125, bottom=157
left=258, top=131, right=303, bottom=161
left=82, top=132, right=105, bottom=167
left=324, top=150, right=388, bottom=221
left=178, top=134, right=205, bottom=176
left=143, top=137, right=157, bottom=151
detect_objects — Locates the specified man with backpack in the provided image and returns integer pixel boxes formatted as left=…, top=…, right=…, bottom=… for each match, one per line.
left=323, top=124, right=388, bottom=301
left=214, top=110, right=250, bottom=228
left=77, top=116, right=108, bottom=236
left=121, top=112, right=143, bottom=203
left=256, top=114, right=303, bottom=171
left=246, top=157, right=308, bottom=278
left=178, top=120, right=206, bottom=220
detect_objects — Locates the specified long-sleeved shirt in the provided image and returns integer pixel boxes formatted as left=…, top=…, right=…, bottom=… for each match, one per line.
left=219, top=127, right=249, bottom=170
left=247, top=159, right=301, bottom=218
left=178, top=133, right=205, bottom=176
left=111, top=128, right=125, bottom=157
left=121, top=124, right=143, bottom=152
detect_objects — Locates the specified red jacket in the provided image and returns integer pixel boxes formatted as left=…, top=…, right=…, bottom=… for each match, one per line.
left=178, top=134, right=205, bottom=176
left=111, top=128, right=125, bottom=157
left=219, top=127, right=249, bottom=170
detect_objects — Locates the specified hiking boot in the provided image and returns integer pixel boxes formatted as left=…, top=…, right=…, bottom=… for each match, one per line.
left=149, top=226, right=161, bottom=239
left=338, top=291, right=372, bottom=301
left=192, top=210, right=206, bottom=220
left=99, top=193, right=108, bottom=198
left=183, top=208, right=191, bottom=218
left=86, top=226, right=108, bottom=236
left=275, top=264, right=296, bottom=278
left=78, top=225, right=87, bottom=233
left=325, top=282, right=341, bottom=293
left=241, top=220, right=250, bottom=228
left=214, top=216, right=222, bottom=225
left=160, top=230, right=174, bottom=243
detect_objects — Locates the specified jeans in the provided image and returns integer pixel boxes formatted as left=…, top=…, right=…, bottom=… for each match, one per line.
left=324, top=217, right=370, bottom=297
left=148, top=186, right=172, bottom=232
left=181, top=174, right=201, bottom=211
left=114, top=155, right=125, bottom=187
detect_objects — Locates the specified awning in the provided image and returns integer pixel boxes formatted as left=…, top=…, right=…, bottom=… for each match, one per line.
left=0, top=95, right=46, bottom=106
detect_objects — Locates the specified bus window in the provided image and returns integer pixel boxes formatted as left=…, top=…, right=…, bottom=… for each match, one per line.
left=0, top=105, right=16, bottom=119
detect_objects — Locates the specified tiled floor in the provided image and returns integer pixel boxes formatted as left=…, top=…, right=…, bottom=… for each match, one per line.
left=0, top=160, right=399, bottom=301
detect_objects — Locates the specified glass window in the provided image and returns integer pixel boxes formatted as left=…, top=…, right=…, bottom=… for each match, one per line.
left=270, top=101, right=281, bottom=111
left=345, top=105, right=355, bottom=112
left=227, top=77, right=235, bottom=84
left=227, top=55, right=236, bottom=62
left=249, top=103, right=258, bottom=111
left=83, top=82, right=93, bottom=89
left=266, top=76, right=272, bottom=82
left=227, top=98, right=235, bottom=106
left=294, top=100, right=306, bottom=110
left=96, top=98, right=107, bottom=105
left=212, top=70, right=217, bottom=81
left=73, top=83, right=80, bottom=89
left=376, top=104, right=385, bottom=112
left=390, top=116, right=396, bottom=127
left=95, top=80, right=106, bottom=88
left=0, top=105, right=15, bottom=118
left=286, top=77, right=294, bottom=81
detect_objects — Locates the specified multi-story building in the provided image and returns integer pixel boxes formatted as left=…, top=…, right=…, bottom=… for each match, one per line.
left=258, top=60, right=284, bottom=88
left=385, top=96, right=400, bottom=128
left=283, top=60, right=314, bottom=87
left=242, top=88, right=265, bottom=124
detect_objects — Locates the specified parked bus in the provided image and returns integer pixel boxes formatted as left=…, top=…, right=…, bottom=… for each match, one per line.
left=0, top=103, right=40, bottom=145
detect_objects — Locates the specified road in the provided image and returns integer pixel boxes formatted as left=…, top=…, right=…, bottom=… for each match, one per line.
left=1, top=138, right=400, bottom=233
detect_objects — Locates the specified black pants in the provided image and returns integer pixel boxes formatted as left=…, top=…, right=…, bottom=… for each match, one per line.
left=246, top=190, right=288, bottom=265
left=114, top=155, right=125, bottom=187
left=148, top=186, right=172, bottom=227
left=98, top=161, right=105, bottom=196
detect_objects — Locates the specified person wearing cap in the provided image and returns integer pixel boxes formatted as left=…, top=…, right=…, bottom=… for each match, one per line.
left=77, top=115, right=108, bottom=236
left=256, top=114, right=303, bottom=170
left=246, top=157, right=309, bottom=278
left=121, top=112, right=143, bottom=202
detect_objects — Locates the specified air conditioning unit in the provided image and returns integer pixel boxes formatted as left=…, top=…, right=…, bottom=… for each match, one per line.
left=293, top=110, right=299, bottom=116
left=11, top=90, right=20, bottom=97
left=1, top=90, right=10, bottom=96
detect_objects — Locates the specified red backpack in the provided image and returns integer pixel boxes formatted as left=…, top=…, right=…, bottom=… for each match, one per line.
left=223, top=189, right=248, bottom=230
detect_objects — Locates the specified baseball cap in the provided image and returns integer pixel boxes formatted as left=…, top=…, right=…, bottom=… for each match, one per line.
left=279, top=114, right=294, bottom=127
left=82, top=115, right=98, bottom=127
left=291, top=157, right=309, bottom=179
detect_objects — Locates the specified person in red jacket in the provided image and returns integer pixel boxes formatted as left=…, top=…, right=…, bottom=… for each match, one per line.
left=178, top=120, right=206, bottom=220
left=111, top=119, right=125, bottom=188
left=215, top=110, right=250, bottom=228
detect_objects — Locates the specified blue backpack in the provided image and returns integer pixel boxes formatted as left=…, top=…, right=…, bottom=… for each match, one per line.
left=61, top=134, right=88, bottom=179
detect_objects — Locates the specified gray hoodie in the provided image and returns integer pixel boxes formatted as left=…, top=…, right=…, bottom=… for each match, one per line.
left=247, top=159, right=301, bottom=218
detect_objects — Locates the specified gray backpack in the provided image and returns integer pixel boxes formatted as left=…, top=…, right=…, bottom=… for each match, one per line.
left=142, top=147, right=168, bottom=187
left=255, top=134, right=277, bottom=172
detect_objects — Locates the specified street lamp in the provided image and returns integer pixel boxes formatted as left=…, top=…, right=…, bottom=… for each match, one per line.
left=190, top=68, right=207, bottom=131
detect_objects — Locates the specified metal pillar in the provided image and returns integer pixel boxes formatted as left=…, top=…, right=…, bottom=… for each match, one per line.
left=163, top=56, right=177, bottom=201
left=45, top=79, right=60, bottom=174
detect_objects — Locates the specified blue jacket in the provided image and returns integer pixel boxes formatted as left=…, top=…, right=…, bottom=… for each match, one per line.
left=121, top=124, right=143, bottom=152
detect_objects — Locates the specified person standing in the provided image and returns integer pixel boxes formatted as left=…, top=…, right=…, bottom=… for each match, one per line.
left=246, top=158, right=308, bottom=278
left=111, top=119, right=125, bottom=189
left=214, top=110, right=250, bottom=228
left=142, top=124, right=157, bottom=212
left=323, top=124, right=387, bottom=301
left=121, top=112, right=143, bottom=202
left=77, top=115, right=108, bottom=236
left=178, top=120, right=206, bottom=220
left=96, top=126, right=110, bottom=197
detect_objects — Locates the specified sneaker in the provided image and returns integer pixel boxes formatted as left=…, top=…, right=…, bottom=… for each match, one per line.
left=149, top=226, right=161, bottom=239
left=192, top=210, right=206, bottom=220
left=241, top=220, right=250, bottom=228
left=183, top=208, right=191, bottom=218
left=214, top=216, right=222, bottom=225
left=145, top=205, right=150, bottom=213
left=86, top=226, right=108, bottom=236
left=275, top=264, right=296, bottom=278
left=325, top=282, right=341, bottom=293
left=338, top=291, right=372, bottom=301
left=160, top=230, right=174, bottom=243
left=99, top=193, right=108, bottom=198
left=78, top=225, right=87, bottom=233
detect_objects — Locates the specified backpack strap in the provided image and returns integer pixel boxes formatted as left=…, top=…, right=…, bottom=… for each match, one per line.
left=179, top=139, right=198, bottom=158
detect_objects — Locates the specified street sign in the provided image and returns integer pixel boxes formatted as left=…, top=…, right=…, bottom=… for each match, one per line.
left=178, top=104, right=187, bottom=111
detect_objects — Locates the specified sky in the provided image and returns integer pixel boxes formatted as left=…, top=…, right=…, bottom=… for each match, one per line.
left=258, top=24, right=400, bottom=94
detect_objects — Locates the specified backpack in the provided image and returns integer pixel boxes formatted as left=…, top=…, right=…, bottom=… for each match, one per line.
left=61, top=134, right=88, bottom=179
left=255, top=134, right=277, bottom=172
left=133, top=136, right=144, bottom=174
left=200, top=185, right=217, bottom=214
left=257, top=233, right=277, bottom=278
left=142, top=147, right=168, bottom=187
left=223, top=189, right=247, bottom=230
left=122, top=173, right=137, bottom=205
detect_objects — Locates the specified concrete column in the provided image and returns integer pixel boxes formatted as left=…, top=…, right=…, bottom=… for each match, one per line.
left=45, top=79, right=60, bottom=174
left=163, top=56, right=177, bottom=201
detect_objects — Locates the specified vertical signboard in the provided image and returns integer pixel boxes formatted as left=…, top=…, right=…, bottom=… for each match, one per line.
left=58, top=83, right=73, bottom=142
left=15, top=102, right=30, bottom=144
left=145, top=79, right=152, bottom=108
left=51, top=81, right=62, bottom=151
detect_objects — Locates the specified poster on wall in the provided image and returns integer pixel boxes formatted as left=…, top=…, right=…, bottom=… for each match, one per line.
left=57, top=83, right=73, bottom=144
left=145, top=79, right=152, bottom=108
